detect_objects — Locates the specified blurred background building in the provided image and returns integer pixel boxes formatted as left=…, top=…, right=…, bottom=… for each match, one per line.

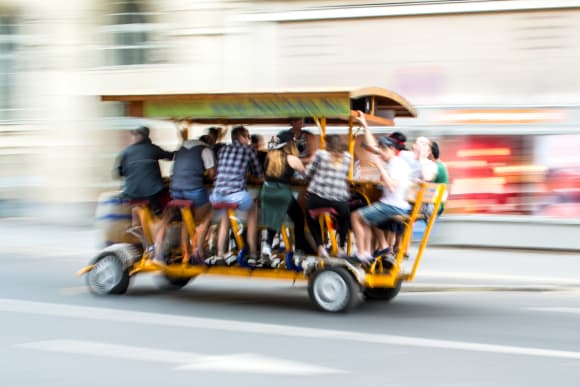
left=0, top=0, right=579, bottom=248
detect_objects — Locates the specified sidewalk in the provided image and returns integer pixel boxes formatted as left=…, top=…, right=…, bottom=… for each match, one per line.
left=1, top=219, right=100, bottom=258
left=1, top=219, right=579, bottom=288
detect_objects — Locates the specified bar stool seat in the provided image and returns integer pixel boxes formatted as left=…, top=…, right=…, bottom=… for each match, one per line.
left=167, top=199, right=194, bottom=208
left=127, top=199, right=150, bottom=206
left=212, top=202, right=239, bottom=210
left=308, top=207, right=337, bottom=219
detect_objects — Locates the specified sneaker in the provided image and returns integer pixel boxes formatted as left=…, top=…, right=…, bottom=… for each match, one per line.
left=261, top=244, right=272, bottom=259
left=257, top=255, right=272, bottom=268
left=247, top=255, right=259, bottom=267
left=373, top=247, right=391, bottom=258
left=224, top=253, right=238, bottom=266
left=380, top=254, right=396, bottom=270
left=292, top=250, right=306, bottom=269
left=337, top=248, right=347, bottom=258
left=204, top=255, right=224, bottom=266
left=355, top=254, right=374, bottom=268
left=270, top=256, right=282, bottom=268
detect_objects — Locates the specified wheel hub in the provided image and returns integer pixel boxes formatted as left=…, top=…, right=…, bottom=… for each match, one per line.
left=313, top=271, right=348, bottom=311
left=90, top=255, right=121, bottom=292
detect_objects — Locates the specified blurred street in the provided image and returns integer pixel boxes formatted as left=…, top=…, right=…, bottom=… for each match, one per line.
left=1, top=219, right=580, bottom=386
left=1, top=219, right=579, bottom=289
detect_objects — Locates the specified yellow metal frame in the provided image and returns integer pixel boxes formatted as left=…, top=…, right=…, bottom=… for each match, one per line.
left=81, top=87, right=449, bottom=292
left=365, top=182, right=447, bottom=287
left=227, top=208, right=245, bottom=251
left=280, top=224, right=292, bottom=254
left=317, top=213, right=338, bottom=256
left=178, top=205, right=197, bottom=264
left=134, top=205, right=155, bottom=247
left=80, top=183, right=446, bottom=289
left=129, top=259, right=306, bottom=281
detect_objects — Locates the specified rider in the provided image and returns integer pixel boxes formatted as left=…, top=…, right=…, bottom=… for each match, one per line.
left=350, top=113, right=411, bottom=264
left=277, top=118, right=315, bottom=165
left=169, top=135, right=216, bottom=260
left=260, top=131, right=309, bottom=263
left=430, top=140, right=449, bottom=215
left=305, top=134, right=351, bottom=258
left=209, top=126, right=263, bottom=264
left=115, top=126, right=174, bottom=216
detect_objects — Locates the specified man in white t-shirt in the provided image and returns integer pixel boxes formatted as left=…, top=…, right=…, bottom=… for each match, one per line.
left=351, top=114, right=411, bottom=263
left=399, top=136, right=437, bottom=182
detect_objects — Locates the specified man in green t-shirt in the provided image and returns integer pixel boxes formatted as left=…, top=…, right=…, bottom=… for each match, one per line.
left=430, top=141, right=449, bottom=214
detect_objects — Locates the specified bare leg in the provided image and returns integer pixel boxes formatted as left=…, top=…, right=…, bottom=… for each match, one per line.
left=362, top=224, right=373, bottom=255
left=154, top=210, right=172, bottom=260
left=351, top=211, right=368, bottom=256
left=387, top=231, right=396, bottom=251
left=375, top=231, right=388, bottom=252
left=216, top=213, right=229, bottom=256
left=180, top=222, right=189, bottom=259
left=246, top=204, right=258, bottom=257
left=194, top=203, right=212, bottom=257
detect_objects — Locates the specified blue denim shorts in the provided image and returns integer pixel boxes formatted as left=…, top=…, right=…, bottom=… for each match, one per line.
left=358, top=201, right=408, bottom=226
left=210, top=190, right=255, bottom=212
left=171, top=188, right=210, bottom=208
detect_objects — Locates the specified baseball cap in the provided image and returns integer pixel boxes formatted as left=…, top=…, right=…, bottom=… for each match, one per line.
left=269, top=130, right=294, bottom=150
left=388, top=131, right=407, bottom=151
left=377, top=136, right=397, bottom=148
left=131, top=126, right=150, bottom=138
left=276, top=129, right=295, bottom=143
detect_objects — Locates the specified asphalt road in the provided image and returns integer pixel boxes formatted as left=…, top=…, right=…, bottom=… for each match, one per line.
left=1, top=251, right=580, bottom=387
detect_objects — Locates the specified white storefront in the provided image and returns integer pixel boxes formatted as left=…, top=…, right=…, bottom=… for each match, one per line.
left=0, top=1, right=579, bottom=249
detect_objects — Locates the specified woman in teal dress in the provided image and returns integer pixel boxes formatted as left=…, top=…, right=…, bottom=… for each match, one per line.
left=260, top=132, right=307, bottom=260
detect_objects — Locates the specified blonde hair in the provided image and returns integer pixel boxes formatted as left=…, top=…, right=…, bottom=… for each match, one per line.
left=265, top=142, right=298, bottom=177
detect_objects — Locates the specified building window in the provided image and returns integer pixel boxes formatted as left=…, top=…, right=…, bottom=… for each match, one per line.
left=100, top=1, right=168, bottom=67
left=113, top=1, right=146, bottom=65
left=0, top=14, right=16, bottom=120
left=102, top=0, right=167, bottom=66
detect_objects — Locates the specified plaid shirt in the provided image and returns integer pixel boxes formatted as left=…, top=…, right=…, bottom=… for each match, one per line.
left=305, top=150, right=351, bottom=201
left=214, top=141, right=263, bottom=195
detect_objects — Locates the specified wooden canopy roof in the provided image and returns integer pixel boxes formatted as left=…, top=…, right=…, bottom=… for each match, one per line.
left=101, top=87, right=417, bottom=126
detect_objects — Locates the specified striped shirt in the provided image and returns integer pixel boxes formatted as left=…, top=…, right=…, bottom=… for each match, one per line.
left=305, top=150, right=351, bottom=201
left=214, top=141, right=263, bottom=195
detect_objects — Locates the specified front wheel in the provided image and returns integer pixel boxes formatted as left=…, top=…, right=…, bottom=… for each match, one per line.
left=363, top=281, right=402, bottom=302
left=86, top=244, right=138, bottom=295
left=308, top=267, right=361, bottom=313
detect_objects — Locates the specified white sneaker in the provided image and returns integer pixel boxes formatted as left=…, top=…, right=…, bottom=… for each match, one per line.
left=261, top=244, right=272, bottom=259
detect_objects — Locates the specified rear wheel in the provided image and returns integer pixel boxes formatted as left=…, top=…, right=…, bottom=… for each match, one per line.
left=363, top=281, right=402, bottom=302
left=155, top=274, right=196, bottom=290
left=308, top=267, right=361, bottom=313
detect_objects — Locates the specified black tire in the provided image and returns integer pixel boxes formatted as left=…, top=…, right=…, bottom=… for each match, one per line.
left=86, top=244, right=138, bottom=295
left=308, top=267, right=361, bottom=313
left=363, top=281, right=402, bottom=302
left=155, top=274, right=196, bottom=291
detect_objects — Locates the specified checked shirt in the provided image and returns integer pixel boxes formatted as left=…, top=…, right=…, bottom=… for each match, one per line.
left=305, top=150, right=351, bottom=201
left=213, top=141, right=263, bottom=195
